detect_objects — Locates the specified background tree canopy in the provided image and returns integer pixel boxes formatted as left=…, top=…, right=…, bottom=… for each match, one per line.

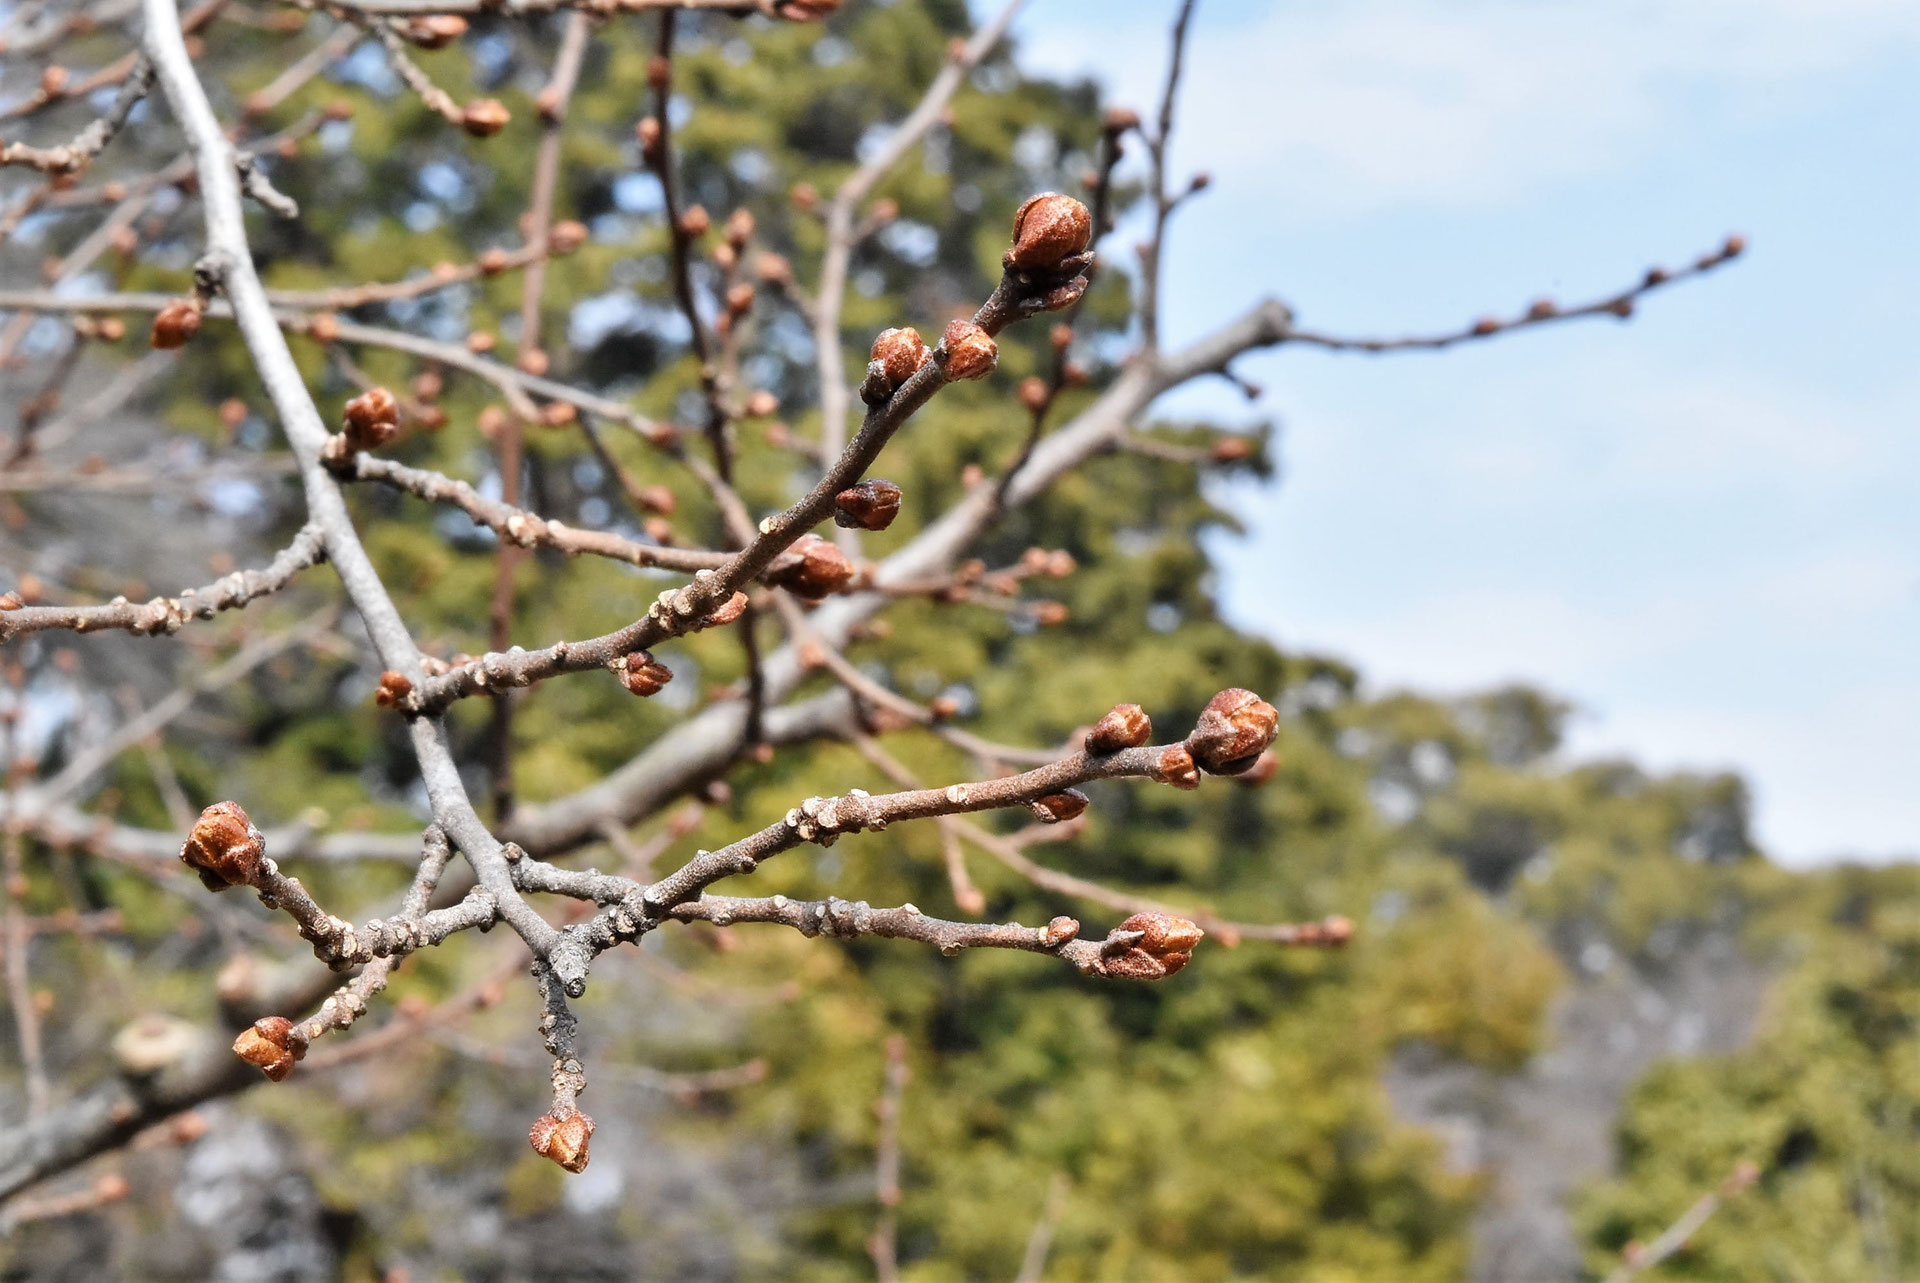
left=1, top=2, right=1913, bottom=1281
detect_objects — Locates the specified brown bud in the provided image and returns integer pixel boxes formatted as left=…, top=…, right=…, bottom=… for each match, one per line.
left=374, top=670, right=413, bottom=708
left=308, top=312, right=340, bottom=343
left=461, top=98, right=511, bottom=137
left=1237, top=748, right=1280, bottom=786
left=549, top=220, right=589, bottom=255
left=755, top=252, right=793, bottom=286
left=40, top=65, right=69, bottom=98
left=217, top=398, right=249, bottom=430
left=541, top=401, right=577, bottom=428
left=1017, top=376, right=1050, bottom=413
left=1187, top=687, right=1279, bottom=774
left=1043, top=915, right=1081, bottom=947
left=518, top=347, right=550, bottom=377
left=180, top=801, right=265, bottom=889
left=1044, top=550, right=1076, bottom=578
left=617, top=651, right=673, bottom=697
left=1102, top=105, right=1141, bottom=134
left=724, top=208, right=755, bottom=246
left=149, top=300, right=201, bottom=350
left=643, top=516, right=674, bottom=544
left=833, top=479, right=903, bottom=531
left=343, top=385, right=398, bottom=436
left=636, top=484, right=677, bottom=516
left=701, top=592, right=749, bottom=628
left=774, top=0, right=842, bottom=18
left=789, top=181, right=819, bottom=210
left=1526, top=298, right=1558, bottom=321
left=412, top=370, right=443, bottom=403
left=679, top=205, right=710, bottom=239
left=635, top=116, right=662, bottom=156
left=1154, top=743, right=1201, bottom=790
left=0, top=594, right=20, bottom=612
left=1722, top=233, right=1747, bottom=258
left=95, top=315, right=126, bottom=342
left=405, top=14, right=467, bottom=47
left=1643, top=266, right=1670, bottom=288
left=725, top=281, right=755, bottom=315
left=233, top=1016, right=307, bottom=1082
left=530, top=1110, right=595, bottom=1173
left=1030, top=600, right=1069, bottom=626
left=1607, top=298, right=1634, bottom=319
left=766, top=533, right=856, bottom=599
left=869, top=326, right=928, bottom=386
left=467, top=330, right=498, bottom=354
left=1086, top=703, right=1150, bottom=753
left=1097, top=912, right=1203, bottom=979
left=940, top=320, right=997, bottom=381
left=1211, top=436, right=1254, bottom=464
left=1007, top=193, right=1093, bottom=271
left=927, top=695, right=961, bottom=722
left=743, top=390, right=779, bottom=419
left=1471, top=317, right=1501, bottom=336
left=1030, top=789, right=1089, bottom=824
left=1319, top=915, right=1354, bottom=945
left=867, top=197, right=899, bottom=225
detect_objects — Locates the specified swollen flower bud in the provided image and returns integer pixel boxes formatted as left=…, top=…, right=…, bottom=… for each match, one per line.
left=1085, top=703, right=1150, bottom=753
left=1186, top=687, right=1278, bottom=775
left=1097, top=912, right=1203, bottom=980
left=461, top=98, right=510, bottom=137
left=149, top=299, right=201, bottom=350
left=233, top=1016, right=307, bottom=1082
left=1030, top=789, right=1088, bottom=824
left=756, top=252, right=793, bottom=286
left=701, top=592, right=750, bottom=628
left=1007, top=193, right=1093, bottom=272
left=940, top=320, right=996, bottom=381
left=862, top=327, right=928, bottom=403
left=404, top=14, right=467, bottom=48
left=833, top=479, right=903, bottom=531
left=1154, top=744, right=1200, bottom=790
left=180, top=801, right=265, bottom=890
left=530, top=1109, right=595, bottom=1172
left=1017, top=377, right=1049, bottom=413
left=616, top=651, right=673, bottom=697
left=342, top=386, right=400, bottom=451
left=549, top=220, right=589, bottom=255
left=766, top=534, right=856, bottom=599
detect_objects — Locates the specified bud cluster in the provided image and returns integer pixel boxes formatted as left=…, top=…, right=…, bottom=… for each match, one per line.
left=1096, top=912, right=1203, bottom=980
left=233, top=1015, right=307, bottom=1082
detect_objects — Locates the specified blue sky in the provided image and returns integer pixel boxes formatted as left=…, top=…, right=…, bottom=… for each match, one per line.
left=984, top=0, right=1920, bottom=865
